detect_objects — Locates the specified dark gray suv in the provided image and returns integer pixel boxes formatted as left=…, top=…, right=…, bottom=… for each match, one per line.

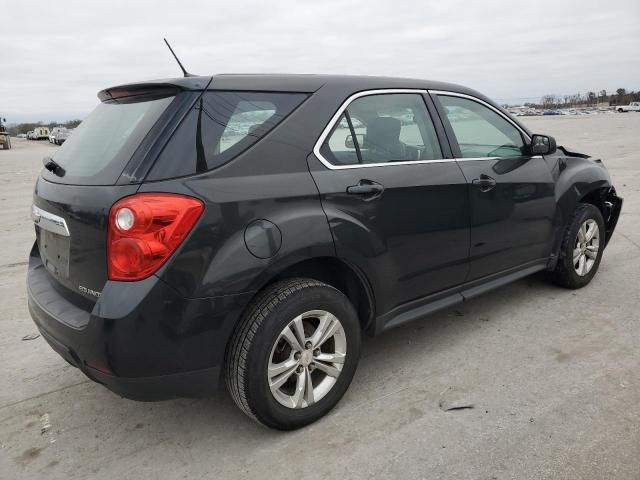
left=27, top=74, right=622, bottom=429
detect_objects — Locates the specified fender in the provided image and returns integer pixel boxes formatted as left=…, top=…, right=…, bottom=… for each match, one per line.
left=546, top=151, right=621, bottom=269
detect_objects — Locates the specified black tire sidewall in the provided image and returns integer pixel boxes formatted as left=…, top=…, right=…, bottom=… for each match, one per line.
left=245, top=285, right=361, bottom=430
left=560, top=204, right=606, bottom=287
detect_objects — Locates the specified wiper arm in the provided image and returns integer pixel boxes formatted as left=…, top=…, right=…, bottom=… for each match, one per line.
left=42, top=156, right=66, bottom=177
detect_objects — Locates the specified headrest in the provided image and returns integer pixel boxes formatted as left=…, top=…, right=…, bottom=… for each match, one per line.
left=366, top=117, right=402, bottom=149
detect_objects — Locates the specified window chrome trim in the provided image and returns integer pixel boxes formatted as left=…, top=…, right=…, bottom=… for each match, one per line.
left=312, top=88, right=453, bottom=170
left=428, top=90, right=532, bottom=141
left=456, top=155, right=543, bottom=162
left=31, top=205, right=70, bottom=237
left=311, top=88, right=537, bottom=170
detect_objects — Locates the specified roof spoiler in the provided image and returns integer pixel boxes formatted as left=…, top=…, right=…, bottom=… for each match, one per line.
left=98, top=84, right=180, bottom=103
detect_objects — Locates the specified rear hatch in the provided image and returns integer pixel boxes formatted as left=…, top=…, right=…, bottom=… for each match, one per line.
left=32, top=87, right=181, bottom=306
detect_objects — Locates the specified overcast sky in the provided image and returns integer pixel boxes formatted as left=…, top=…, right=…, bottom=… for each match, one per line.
left=2, top=0, right=639, bottom=122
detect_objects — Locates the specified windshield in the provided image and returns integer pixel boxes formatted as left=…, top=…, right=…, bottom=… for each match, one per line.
left=46, top=95, right=173, bottom=185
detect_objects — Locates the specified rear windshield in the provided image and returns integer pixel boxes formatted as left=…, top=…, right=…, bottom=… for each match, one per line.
left=146, top=91, right=307, bottom=180
left=45, top=95, right=173, bottom=185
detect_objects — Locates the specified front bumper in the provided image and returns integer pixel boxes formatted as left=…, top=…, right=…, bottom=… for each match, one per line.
left=27, top=245, right=253, bottom=400
left=604, top=187, right=623, bottom=246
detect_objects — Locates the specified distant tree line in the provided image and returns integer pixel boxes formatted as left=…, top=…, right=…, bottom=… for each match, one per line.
left=7, top=119, right=82, bottom=136
left=524, top=88, right=640, bottom=109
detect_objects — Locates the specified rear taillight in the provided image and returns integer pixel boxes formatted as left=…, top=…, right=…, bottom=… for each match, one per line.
left=107, top=193, right=204, bottom=281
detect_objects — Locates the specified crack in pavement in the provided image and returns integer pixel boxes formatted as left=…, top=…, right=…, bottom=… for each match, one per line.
left=0, top=380, right=91, bottom=412
left=616, top=230, right=640, bottom=250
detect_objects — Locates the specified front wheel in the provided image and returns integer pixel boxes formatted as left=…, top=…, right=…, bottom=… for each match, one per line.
left=226, top=278, right=361, bottom=430
left=548, top=203, right=605, bottom=289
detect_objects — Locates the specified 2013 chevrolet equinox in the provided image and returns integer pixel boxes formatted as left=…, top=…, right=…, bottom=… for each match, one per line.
left=27, top=74, right=622, bottom=430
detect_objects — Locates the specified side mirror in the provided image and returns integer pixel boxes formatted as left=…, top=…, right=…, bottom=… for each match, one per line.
left=345, top=134, right=365, bottom=149
left=530, top=134, right=557, bottom=155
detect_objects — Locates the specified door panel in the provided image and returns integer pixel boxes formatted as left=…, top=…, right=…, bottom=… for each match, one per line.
left=433, top=93, right=556, bottom=280
left=456, top=157, right=556, bottom=280
left=308, top=157, right=470, bottom=315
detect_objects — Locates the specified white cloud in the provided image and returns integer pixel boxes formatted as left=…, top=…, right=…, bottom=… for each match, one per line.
left=2, top=0, right=639, bottom=121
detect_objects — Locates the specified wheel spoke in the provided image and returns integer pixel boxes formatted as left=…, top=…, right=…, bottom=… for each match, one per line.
left=572, top=247, right=582, bottom=264
left=578, top=254, right=586, bottom=275
left=310, top=312, right=340, bottom=348
left=315, top=352, right=346, bottom=364
left=303, top=368, right=315, bottom=406
left=313, top=360, right=341, bottom=378
left=309, top=313, right=330, bottom=347
left=585, top=223, right=598, bottom=241
left=268, top=356, right=297, bottom=378
left=291, top=315, right=307, bottom=348
left=577, top=224, right=586, bottom=243
left=585, top=248, right=598, bottom=259
left=281, top=324, right=304, bottom=352
left=291, top=370, right=306, bottom=408
left=268, top=361, right=298, bottom=390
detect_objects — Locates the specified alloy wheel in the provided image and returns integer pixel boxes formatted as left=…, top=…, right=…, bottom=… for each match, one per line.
left=267, top=310, right=347, bottom=409
left=573, top=219, right=600, bottom=276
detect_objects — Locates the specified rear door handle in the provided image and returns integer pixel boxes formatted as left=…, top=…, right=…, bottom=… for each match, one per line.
left=346, top=180, right=384, bottom=197
left=472, top=175, right=497, bottom=192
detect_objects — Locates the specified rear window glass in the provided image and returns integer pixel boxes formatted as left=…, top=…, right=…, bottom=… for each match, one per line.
left=147, top=91, right=306, bottom=180
left=45, top=96, right=173, bottom=185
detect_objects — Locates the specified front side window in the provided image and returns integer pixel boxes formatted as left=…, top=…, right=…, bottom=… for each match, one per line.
left=437, top=95, right=525, bottom=158
left=320, top=93, right=442, bottom=166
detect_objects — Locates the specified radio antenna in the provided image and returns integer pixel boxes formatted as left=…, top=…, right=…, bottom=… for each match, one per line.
left=163, top=38, right=194, bottom=77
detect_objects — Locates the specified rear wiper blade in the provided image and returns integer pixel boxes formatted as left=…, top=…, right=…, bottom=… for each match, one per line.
left=43, top=156, right=66, bottom=177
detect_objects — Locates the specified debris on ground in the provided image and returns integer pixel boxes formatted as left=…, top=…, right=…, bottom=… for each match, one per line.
left=439, top=400, right=474, bottom=411
left=22, top=333, right=40, bottom=341
left=438, top=386, right=475, bottom=412
left=40, top=413, right=56, bottom=444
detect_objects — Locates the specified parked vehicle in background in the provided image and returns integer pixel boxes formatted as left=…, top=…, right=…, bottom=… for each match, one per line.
left=49, top=127, right=65, bottom=143
left=617, top=102, right=640, bottom=112
left=26, top=131, right=35, bottom=140
left=53, top=128, right=71, bottom=145
left=27, top=74, right=623, bottom=430
left=0, top=117, right=10, bottom=150
left=33, top=127, right=50, bottom=140
left=17, top=133, right=27, bottom=138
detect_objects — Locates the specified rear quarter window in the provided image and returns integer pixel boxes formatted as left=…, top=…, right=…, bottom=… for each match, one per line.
left=146, top=91, right=307, bottom=181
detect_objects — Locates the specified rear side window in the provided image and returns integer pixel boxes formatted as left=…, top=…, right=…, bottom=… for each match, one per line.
left=46, top=95, right=174, bottom=185
left=147, top=91, right=307, bottom=180
left=319, top=93, right=442, bottom=166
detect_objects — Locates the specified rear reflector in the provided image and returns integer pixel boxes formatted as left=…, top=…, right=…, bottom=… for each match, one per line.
left=107, top=193, right=204, bottom=281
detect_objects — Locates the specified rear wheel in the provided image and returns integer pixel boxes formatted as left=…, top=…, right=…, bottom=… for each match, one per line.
left=548, top=203, right=605, bottom=289
left=226, top=278, right=361, bottom=430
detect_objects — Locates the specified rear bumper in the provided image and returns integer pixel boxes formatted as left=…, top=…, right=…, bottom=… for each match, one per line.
left=27, top=245, right=254, bottom=400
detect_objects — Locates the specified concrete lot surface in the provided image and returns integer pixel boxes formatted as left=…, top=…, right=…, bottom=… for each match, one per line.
left=1, top=115, right=639, bottom=479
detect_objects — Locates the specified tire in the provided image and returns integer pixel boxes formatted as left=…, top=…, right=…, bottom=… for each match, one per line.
left=226, top=278, right=361, bottom=430
left=548, top=203, right=605, bottom=289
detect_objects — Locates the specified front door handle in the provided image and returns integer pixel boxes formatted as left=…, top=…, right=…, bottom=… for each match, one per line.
left=346, top=180, right=384, bottom=197
left=472, top=175, right=497, bottom=192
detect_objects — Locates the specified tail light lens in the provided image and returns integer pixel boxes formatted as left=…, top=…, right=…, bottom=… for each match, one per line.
left=108, top=193, right=204, bottom=281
